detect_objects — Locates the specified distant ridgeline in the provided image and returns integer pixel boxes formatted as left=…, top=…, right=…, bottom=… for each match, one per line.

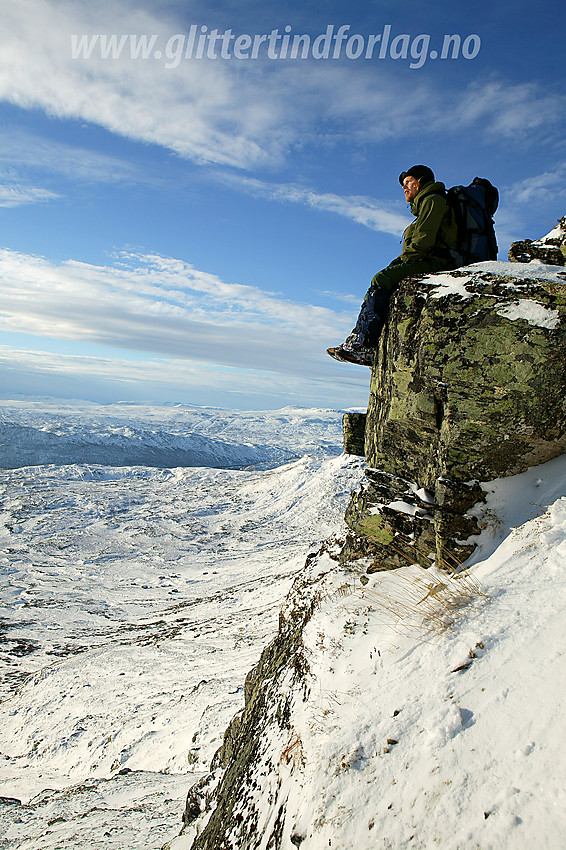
left=341, top=215, right=566, bottom=572
left=168, top=219, right=566, bottom=850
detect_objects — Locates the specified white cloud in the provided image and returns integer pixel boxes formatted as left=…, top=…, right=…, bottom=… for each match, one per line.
left=0, top=127, right=152, bottom=207
left=506, top=165, right=566, bottom=206
left=0, top=247, right=358, bottom=383
left=215, top=173, right=411, bottom=236
left=0, top=244, right=373, bottom=405
left=0, top=343, right=368, bottom=408
left=487, top=165, right=566, bottom=248
left=0, top=0, right=290, bottom=169
left=1, top=1, right=562, bottom=175
left=0, top=183, right=60, bottom=207
left=0, top=127, right=141, bottom=185
left=317, top=290, right=362, bottom=305
left=442, top=80, right=566, bottom=139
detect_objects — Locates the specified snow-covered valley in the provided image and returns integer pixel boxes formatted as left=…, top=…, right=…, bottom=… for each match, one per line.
left=1, top=399, right=565, bottom=850
left=0, top=400, right=364, bottom=848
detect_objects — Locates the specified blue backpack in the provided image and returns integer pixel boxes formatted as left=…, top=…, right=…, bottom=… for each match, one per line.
left=446, top=178, right=499, bottom=266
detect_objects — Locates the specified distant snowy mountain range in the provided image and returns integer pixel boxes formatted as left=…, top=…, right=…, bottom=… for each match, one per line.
left=0, top=399, right=346, bottom=470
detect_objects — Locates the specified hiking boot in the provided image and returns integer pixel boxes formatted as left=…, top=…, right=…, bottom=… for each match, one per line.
left=326, top=343, right=374, bottom=367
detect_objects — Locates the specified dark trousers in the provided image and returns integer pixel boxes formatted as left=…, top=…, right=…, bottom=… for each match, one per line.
left=351, top=257, right=453, bottom=346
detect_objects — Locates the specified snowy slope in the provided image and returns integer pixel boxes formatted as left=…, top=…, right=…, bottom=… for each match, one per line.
left=283, top=457, right=566, bottom=850
left=173, top=455, right=566, bottom=850
left=0, top=400, right=364, bottom=849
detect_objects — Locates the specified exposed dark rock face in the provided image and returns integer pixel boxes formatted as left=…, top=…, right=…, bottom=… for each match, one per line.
left=508, top=216, right=566, bottom=265
left=343, top=268, right=566, bottom=571
left=342, top=411, right=366, bottom=456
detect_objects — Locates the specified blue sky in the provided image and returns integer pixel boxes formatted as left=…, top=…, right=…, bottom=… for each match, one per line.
left=0, top=0, right=564, bottom=410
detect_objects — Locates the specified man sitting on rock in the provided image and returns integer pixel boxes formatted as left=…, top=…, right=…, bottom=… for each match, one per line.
left=327, top=164, right=458, bottom=366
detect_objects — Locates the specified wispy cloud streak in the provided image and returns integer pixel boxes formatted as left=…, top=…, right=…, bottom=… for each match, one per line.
left=0, top=247, right=355, bottom=381
left=0, top=2, right=562, bottom=172
left=216, top=173, right=411, bottom=236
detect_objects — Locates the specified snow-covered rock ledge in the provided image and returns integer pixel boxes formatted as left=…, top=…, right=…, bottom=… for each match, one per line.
left=508, top=214, right=566, bottom=265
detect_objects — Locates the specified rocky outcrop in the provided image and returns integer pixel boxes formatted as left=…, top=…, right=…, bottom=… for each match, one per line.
left=171, top=253, right=566, bottom=850
left=508, top=216, right=566, bottom=265
left=342, top=411, right=366, bottom=456
left=343, top=264, right=566, bottom=571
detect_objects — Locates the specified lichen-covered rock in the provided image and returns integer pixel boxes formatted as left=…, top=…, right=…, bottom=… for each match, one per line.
left=343, top=265, right=566, bottom=572
left=342, top=411, right=366, bottom=456
left=508, top=216, right=566, bottom=265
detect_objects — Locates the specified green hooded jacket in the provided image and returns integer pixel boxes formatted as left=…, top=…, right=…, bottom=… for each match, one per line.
left=399, top=181, right=458, bottom=264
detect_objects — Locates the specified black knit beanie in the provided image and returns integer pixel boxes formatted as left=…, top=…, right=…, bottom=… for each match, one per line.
left=399, top=165, right=435, bottom=186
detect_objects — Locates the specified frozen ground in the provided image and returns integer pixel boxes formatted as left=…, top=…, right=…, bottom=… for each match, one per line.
left=0, top=399, right=364, bottom=849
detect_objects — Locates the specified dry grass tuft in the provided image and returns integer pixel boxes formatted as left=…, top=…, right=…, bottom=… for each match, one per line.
left=359, top=563, right=489, bottom=636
